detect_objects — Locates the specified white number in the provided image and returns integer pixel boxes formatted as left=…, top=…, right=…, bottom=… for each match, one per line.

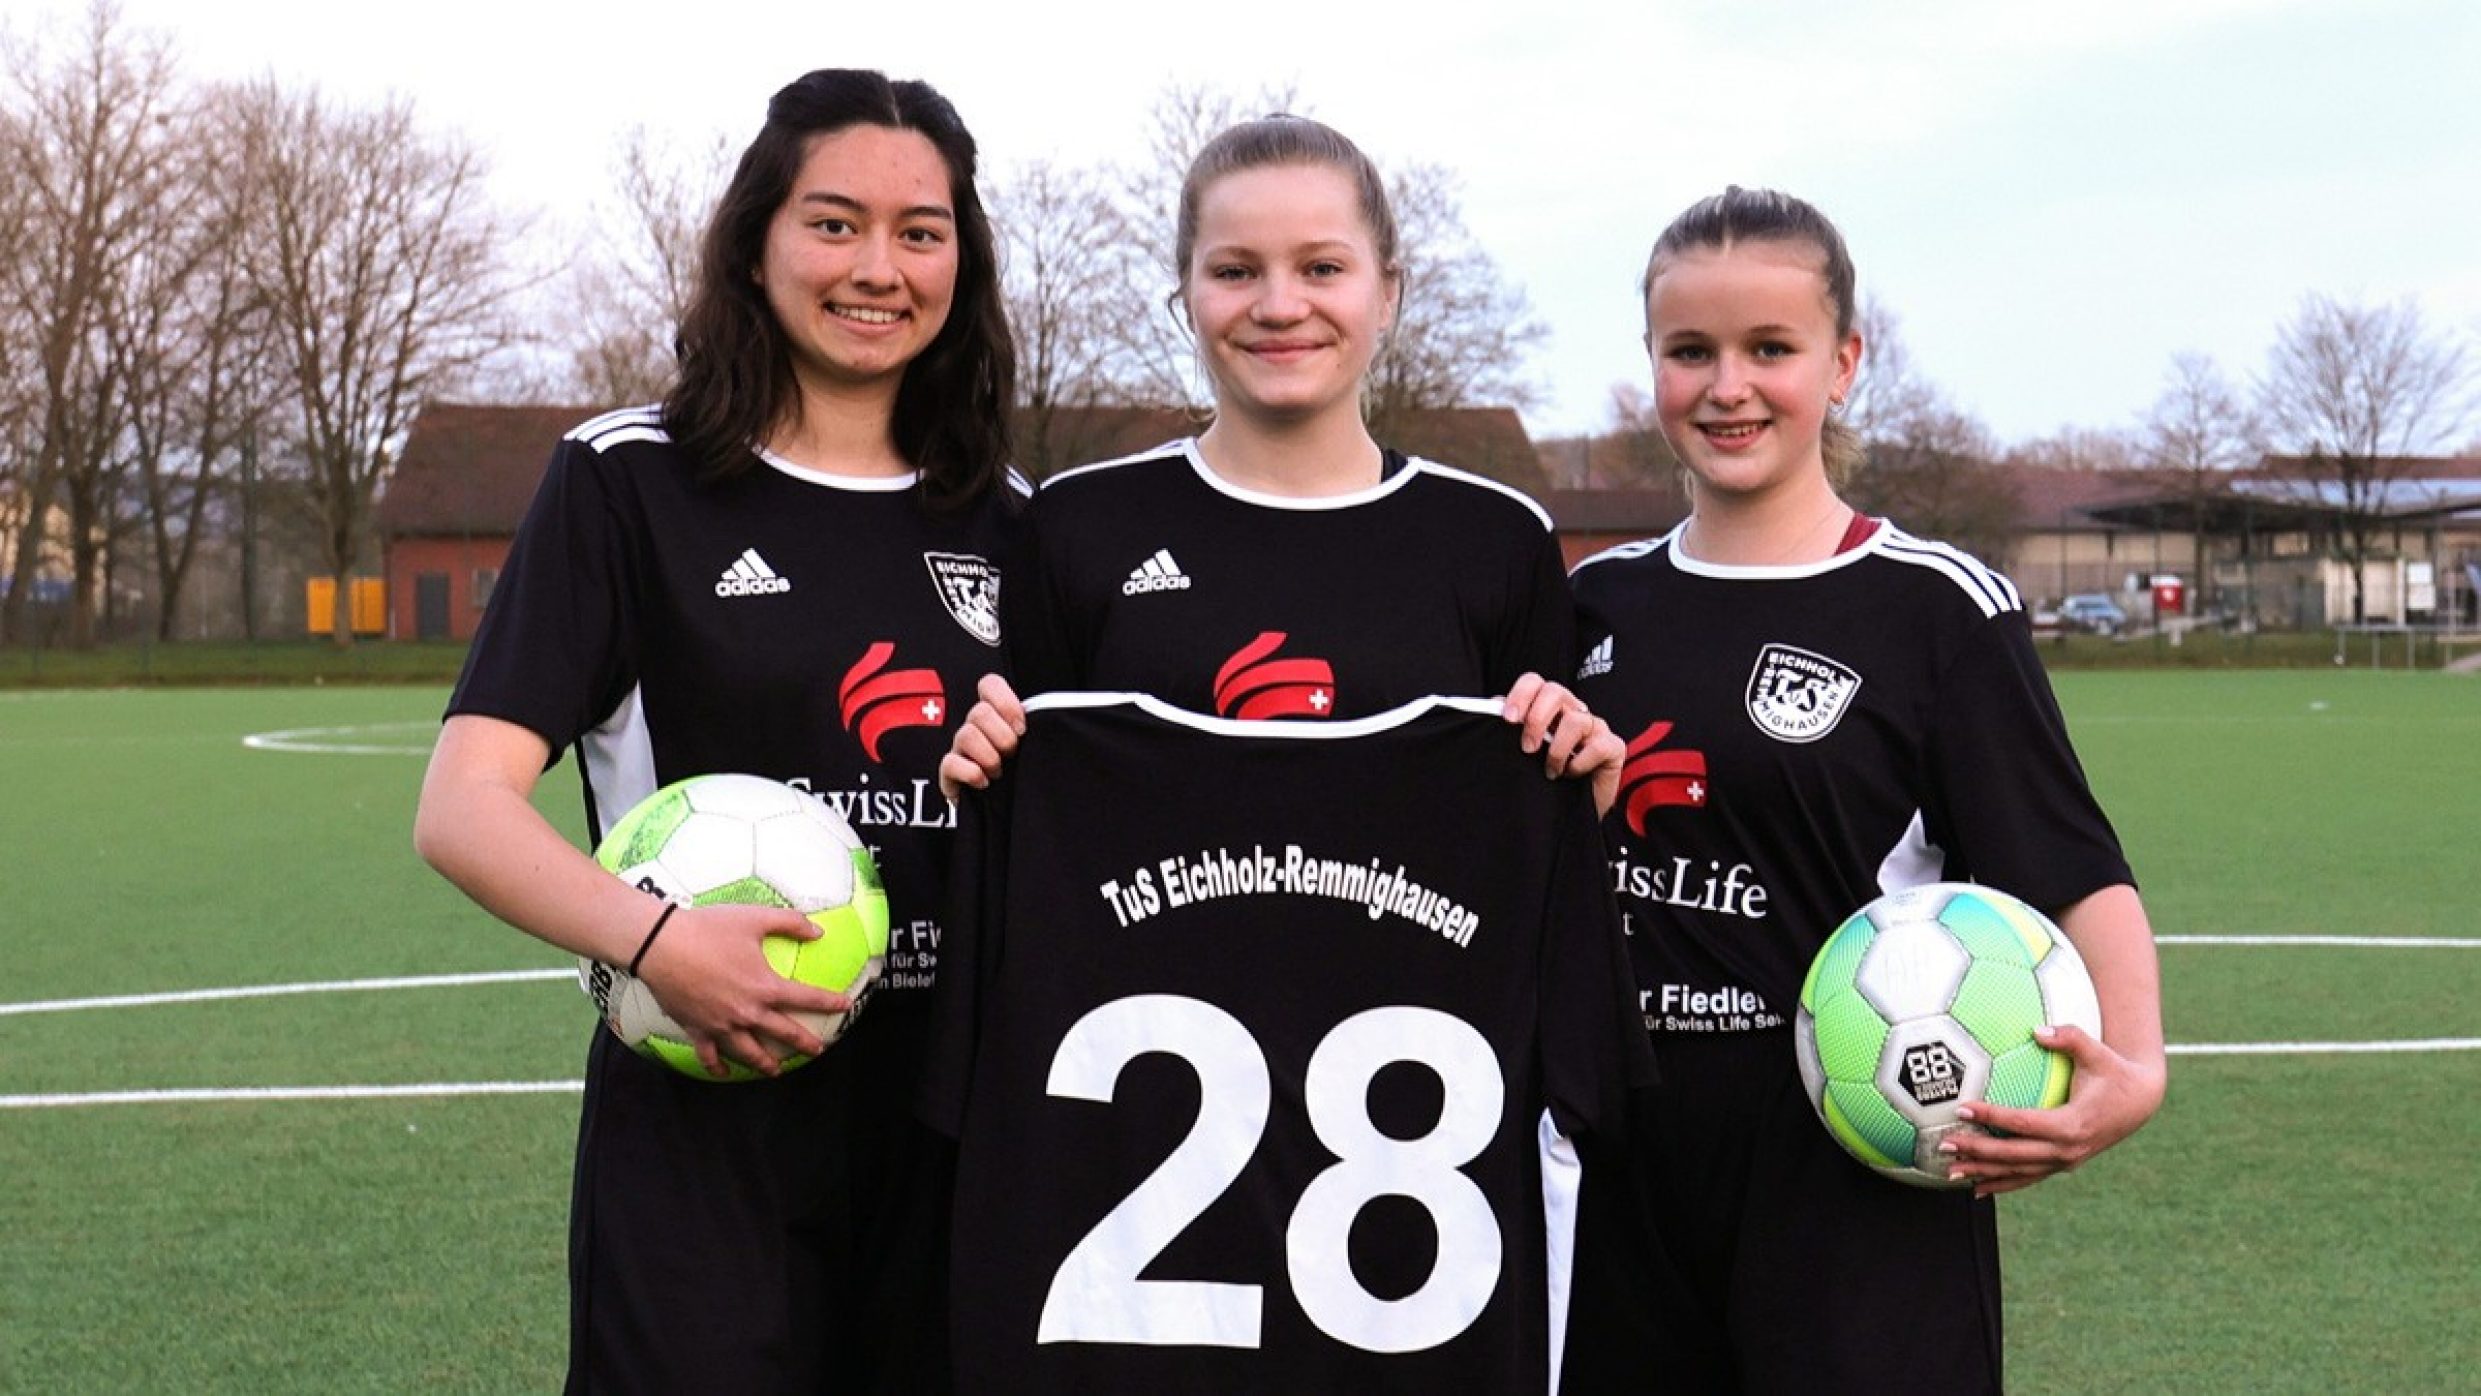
left=1035, top=995, right=1506, bottom=1355
left=1290, top=1006, right=1502, bottom=1352
left=1039, top=995, right=1268, bottom=1347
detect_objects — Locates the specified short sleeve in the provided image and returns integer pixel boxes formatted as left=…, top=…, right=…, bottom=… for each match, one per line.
left=997, top=493, right=1083, bottom=698
left=1924, top=614, right=2134, bottom=911
left=446, top=438, right=638, bottom=754
left=1492, top=523, right=1578, bottom=692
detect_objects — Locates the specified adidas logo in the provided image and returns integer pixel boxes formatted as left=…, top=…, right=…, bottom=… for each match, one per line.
left=1121, top=548, right=1193, bottom=596
left=715, top=548, right=792, bottom=598
left=1578, top=634, right=1614, bottom=679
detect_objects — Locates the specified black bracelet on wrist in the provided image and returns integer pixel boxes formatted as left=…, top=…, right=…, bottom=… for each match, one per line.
left=628, top=903, right=680, bottom=977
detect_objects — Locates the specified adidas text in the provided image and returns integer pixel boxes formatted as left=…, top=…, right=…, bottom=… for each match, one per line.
left=1122, top=549, right=1193, bottom=596
left=717, top=549, right=791, bottom=597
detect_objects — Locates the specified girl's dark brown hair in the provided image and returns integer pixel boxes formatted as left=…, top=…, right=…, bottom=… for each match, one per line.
left=665, top=69, right=1014, bottom=508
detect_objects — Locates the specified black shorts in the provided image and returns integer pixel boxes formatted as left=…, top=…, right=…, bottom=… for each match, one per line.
left=1561, top=1030, right=2002, bottom=1395
left=564, top=1024, right=952, bottom=1394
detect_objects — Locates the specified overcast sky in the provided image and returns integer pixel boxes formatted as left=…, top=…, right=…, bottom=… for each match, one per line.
left=53, top=0, right=2481, bottom=450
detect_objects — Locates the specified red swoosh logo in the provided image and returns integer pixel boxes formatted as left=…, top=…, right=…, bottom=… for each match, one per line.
left=1213, top=631, right=1338, bottom=720
left=839, top=641, right=948, bottom=761
left=1619, top=719, right=1708, bottom=834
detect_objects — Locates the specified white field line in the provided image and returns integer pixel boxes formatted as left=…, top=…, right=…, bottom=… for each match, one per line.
left=0, top=968, right=571, bottom=1017
left=2158, top=935, right=2481, bottom=948
left=0, top=1081, right=583, bottom=1108
left=2170, top=1039, right=2481, bottom=1056
left=241, top=722, right=435, bottom=756
left=3, top=938, right=2474, bottom=1108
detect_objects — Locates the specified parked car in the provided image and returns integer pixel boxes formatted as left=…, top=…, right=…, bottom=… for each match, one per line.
left=2056, top=593, right=2128, bottom=635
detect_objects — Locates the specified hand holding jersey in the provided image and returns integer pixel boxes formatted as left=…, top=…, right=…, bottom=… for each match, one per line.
left=938, top=671, right=1027, bottom=799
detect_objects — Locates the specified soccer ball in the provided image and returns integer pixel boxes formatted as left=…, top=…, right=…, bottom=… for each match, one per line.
left=579, top=773, right=889, bottom=1081
left=1793, top=882, right=2101, bottom=1188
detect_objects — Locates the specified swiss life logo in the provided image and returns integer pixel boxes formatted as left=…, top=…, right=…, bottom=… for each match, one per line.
left=838, top=642, right=948, bottom=761
left=1212, top=631, right=1337, bottom=720
left=1618, top=719, right=1709, bottom=835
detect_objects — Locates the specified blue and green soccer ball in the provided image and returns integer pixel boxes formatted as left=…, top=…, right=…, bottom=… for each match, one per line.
left=579, top=773, right=889, bottom=1081
left=1794, top=882, right=2101, bottom=1188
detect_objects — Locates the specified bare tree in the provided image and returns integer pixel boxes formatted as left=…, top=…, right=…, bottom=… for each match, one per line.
left=2257, top=293, right=2474, bottom=621
left=0, top=1, right=180, bottom=647
left=1852, top=403, right=2020, bottom=567
left=1363, top=161, right=1546, bottom=442
left=2137, top=351, right=2255, bottom=610
left=1106, top=81, right=1303, bottom=411
left=1839, top=296, right=1924, bottom=446
left=117, top=82, right=288, bottom=640
left=1841, top=301, right=2019, bottom=563
left=0, top=103, right=31, bottom=613
left=992, top=157, right=1157, bottom=474
left=556, top=124, right=729, bottom=406
left=1586, top=381, right=1681, bottom=490
left=2005, top=425, right=2142, bottom=475
left=236, top=81, right=522, bottom=645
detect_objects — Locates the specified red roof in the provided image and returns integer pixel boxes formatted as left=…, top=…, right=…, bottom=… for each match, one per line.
left=377, top=402, right=610, bottom=537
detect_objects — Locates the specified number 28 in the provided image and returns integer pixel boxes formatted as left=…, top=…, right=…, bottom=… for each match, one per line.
left=1038, top=994, right=1505, bottom=1355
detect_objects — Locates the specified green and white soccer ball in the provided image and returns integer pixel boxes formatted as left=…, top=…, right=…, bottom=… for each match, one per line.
left=580, top=773, right=889, bottom=1081
left=1794, top=882, right=2101, bottom=1188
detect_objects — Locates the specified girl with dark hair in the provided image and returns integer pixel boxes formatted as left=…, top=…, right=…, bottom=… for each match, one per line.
left=415, top=68, right=1017, bottom=1392
left=1559, top=186, right=2166, bottom=1392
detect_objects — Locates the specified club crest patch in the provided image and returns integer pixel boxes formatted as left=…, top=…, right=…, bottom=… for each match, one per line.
left=923, top=553, right=1001, bottom=647
left=1745, top=643, right=1861, bottom=743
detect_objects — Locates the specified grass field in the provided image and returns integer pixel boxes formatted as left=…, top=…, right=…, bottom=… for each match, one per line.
left=2, top=674, right=2474, bottom=1391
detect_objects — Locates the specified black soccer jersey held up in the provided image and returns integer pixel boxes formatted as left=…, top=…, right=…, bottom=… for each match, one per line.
left=924, top=695, right=1649, bottom=1394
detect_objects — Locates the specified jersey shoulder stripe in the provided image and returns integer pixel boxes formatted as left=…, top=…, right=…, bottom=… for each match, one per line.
left=1405, top=458, right=1555, bottom=531
left=1875, top=526, right=2022, bottom=617
left=1569, top=529, right=1680, bottom=577
left=1004, top=465, right=1037, bottom=499
left=1038, top=440, right=1189, bottom=491
left=566, top=404, right=670, bottom=453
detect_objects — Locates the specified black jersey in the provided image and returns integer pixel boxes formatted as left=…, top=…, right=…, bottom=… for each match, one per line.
left=449, top=404, right=1017, bottom=1388
left=450, top=405, right=1019, bottom=1016
left=1569, top=524, right=2131, bottom=1037
left=923, top=695, right=1648, bottom=1395
left=1006, top=438, right=1573, bottom=717
left=447, top=406, right=1020, bottom=1390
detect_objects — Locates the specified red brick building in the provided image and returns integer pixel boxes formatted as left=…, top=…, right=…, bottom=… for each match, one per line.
left=377, top=402, right=602, bottom=640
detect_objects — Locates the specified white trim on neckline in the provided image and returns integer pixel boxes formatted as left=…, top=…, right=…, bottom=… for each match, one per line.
left=1176, top=438, right=1422, bottom=512
left=1665, top=520, right=1887, bottom=580
left=753, top=446, right=920, bottom=491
